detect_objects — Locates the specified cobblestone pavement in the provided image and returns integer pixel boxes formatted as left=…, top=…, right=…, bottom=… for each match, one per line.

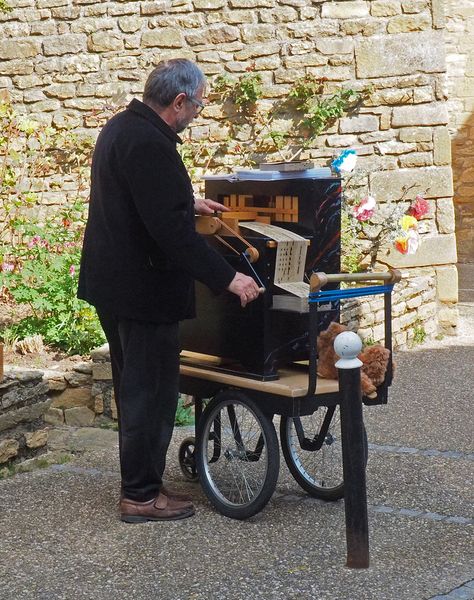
left=0, top=305, right=472, bottom=600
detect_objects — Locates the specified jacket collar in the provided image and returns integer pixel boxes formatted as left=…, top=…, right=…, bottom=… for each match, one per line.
left=127, top=98, right=182, bottom=145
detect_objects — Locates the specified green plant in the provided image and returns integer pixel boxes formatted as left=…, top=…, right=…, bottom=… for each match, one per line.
left=0, top=0, right=11, bottom=12
left=182, top=72, right=367, bottom=172
left=412, top=322, right=427, bottom=346
left=175, top=396, right=194, bottom=426
left=0, top=95, right=106, bottom=354
left=1, top=200, right=105, bottom=354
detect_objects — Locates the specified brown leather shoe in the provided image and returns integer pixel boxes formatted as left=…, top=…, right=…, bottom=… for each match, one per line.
left=161, top=485, right=193, bottom=504
left=120, top=493, right=195, bottom=523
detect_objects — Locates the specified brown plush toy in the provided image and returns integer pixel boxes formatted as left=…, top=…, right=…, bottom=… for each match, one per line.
left=316, top=322, right=392, bottom=398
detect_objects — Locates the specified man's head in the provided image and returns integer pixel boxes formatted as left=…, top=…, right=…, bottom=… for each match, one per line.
left=143, top=59, right=206, bottom=133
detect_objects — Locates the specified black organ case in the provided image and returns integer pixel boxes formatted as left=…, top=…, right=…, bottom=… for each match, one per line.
left=180, top=170, right=342, bottom=381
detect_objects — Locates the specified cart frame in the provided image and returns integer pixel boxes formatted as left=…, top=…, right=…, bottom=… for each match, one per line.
left=178, top=270, right=401, bottom=568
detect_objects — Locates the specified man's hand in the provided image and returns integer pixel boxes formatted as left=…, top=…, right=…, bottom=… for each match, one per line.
left=194, top=197, right=230, bottom=215
left=227, top=272, right=263, bottom=307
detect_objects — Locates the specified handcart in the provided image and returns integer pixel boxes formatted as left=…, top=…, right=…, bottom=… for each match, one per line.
left=178, top=270, right=401, bottom=544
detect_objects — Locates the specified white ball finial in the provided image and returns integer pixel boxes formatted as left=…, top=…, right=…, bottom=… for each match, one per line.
left=334, top=331, right=363, bottom=370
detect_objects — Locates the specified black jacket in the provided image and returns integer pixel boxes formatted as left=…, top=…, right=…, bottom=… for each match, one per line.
left=78, top=99, right=235, bottom=323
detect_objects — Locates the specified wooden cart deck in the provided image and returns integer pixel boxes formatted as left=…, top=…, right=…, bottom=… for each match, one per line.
left=179, top=352, right=339, bottom=398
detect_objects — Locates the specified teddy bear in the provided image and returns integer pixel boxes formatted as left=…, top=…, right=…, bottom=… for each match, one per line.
left=316, top=321, right=392, bottom=398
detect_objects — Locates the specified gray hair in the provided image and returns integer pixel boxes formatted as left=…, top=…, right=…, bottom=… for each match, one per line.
left=143, top=59, right=206, bottom=107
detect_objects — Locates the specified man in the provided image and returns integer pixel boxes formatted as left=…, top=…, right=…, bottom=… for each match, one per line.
left=78, top=59, right=260, bottom=523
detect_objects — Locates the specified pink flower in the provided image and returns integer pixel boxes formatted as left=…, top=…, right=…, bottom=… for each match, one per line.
left=69, top=265, right=76, bottom=277
left=27, top=235, right=49, bottom=249
left=407, top=195, right=429, bottom=220
left=1, top=262, right=14, bottom=272
left=353, top=195, right=376, bottom=222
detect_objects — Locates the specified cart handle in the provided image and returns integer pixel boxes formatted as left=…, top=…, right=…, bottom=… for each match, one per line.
left=310, top=269, right=402, bottom=293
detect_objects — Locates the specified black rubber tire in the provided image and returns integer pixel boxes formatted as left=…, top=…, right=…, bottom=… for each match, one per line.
left=178, top=436, right=199, bottom=482
left=196, top=389, right=279, bottom=520
left=280, top=407, right=368, bottom=501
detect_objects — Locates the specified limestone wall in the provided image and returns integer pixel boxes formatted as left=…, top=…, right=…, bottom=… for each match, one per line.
left=445, top=0, right=474, bottom=263
left=0, top=0, right=459, bottom=338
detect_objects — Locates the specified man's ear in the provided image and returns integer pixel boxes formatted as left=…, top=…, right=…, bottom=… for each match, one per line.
left=174, top=92, right=186, bottom=112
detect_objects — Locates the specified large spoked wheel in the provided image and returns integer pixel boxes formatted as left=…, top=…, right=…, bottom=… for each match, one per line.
left=196, top=390, right=279, bottom=520
left=280, top=406, right=368, bottom=501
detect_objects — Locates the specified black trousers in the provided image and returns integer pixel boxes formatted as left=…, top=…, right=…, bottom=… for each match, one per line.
left=97, top=310, right=180, bottom=502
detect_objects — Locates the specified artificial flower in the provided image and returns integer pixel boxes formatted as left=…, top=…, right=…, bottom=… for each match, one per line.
left=394, top=229, right=420, bottom=255
left=407, top=195, right=429, bottom=220
left=331, top=149, right=357, bottom=174
left=353, top=195, right=376, bottom=222
left=400, top=215, right=418, bottom=231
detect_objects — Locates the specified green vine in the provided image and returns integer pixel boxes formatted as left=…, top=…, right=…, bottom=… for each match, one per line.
left=185, top=72, right=369, bottom=172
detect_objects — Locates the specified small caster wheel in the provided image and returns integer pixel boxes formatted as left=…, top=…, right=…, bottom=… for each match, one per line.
left=179, top=436, right=198, bottom=482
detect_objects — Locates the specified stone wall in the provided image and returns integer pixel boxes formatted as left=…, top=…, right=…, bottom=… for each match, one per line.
left=445, top=0, right=474, bottom=263
left=0, top=0, right=458, bottom=338
left=0, top=357, right=114, bottom=470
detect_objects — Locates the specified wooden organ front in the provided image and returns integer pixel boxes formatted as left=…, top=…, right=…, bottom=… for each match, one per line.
left=180, top=171, right=342, bottom=381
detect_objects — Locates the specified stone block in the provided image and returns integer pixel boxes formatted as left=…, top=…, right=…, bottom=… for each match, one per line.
left=241, top=24, right=275, bottom=43
left=73, top=362, right=93, bottom=375
left=436, top=198, right=455, bottom=234
left=379, top=234, right=457, bottom=268
left=118, top=16, right=142, bottom=33
left=339, top=115, right=379, bottom=133
left=43, top=34, right=87, bottom=56
left=88, top=32, right=124, bottom=52
left=25, top=429, right=48, bottom=449
left=355, top=31, right=445, bottom=78
left=0, top=439, right=19, bottom=464
left=111, top=393, right=118, bottom=420
left=44, top=407, right=64, bottom=425
left=433, top=127, right=451, bottom=165
left=229, top=0, right=274, bottom=6
left=321, top=1, right=369, bottom=18
left=64, top=372, right=92, bottom=387
left=50, top=387, right=92, bottom=409
left=438, top=306, right=458, bottom=333
left=1, top=380, right=48, bottom=411
left=234, top=42, right=280, bottom=60
left=64, top=406, right=95, bottom=427
left=92, top=363, right=112, bottom=381
left=398, top=152, right=433, bottom=168
left=369, top=166, right=453, bottom=201
left=140, top=1, right=168, bottom=14
left=0, top=40, right=41, bottom=60
left=392, top=103, right=449, bottom=127
left=94, top=394, right=104, bottom=415
left=258, top=7, right=297, bottom=22
left=37, top=0, right=68, bottom=6
left=44, top=373, right=68, bottom=392
left=387, top=14, right=431, bottom=33
left=315, top=39, right=354, bottom=55
left=142, top=28, right=184, bottom=48
left=431, top=0, right=445, bottom=28
left=0, top=59, right=34, bottom=76
left=436, top=266, right=458, bottom=302
left=370, top=0, right=401, bottom=17
left=398, top=127, right=432, bottom=143
left=194, top=0, right=226, bottom=7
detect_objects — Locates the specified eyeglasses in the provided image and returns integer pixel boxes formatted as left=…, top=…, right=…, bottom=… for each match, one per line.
left=187, top=96, right=206, bottom=114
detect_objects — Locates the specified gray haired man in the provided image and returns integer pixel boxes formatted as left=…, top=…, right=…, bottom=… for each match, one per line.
left=78, top=59, right=260, bottom=522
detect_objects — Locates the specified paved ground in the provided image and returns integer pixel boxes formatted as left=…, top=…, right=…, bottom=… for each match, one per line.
left=0, top=304, right=472, bottom=600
